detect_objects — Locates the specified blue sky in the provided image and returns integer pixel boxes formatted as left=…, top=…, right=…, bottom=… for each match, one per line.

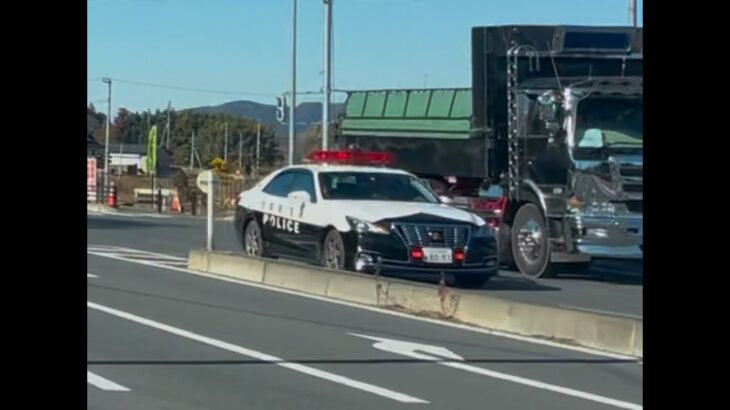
left=87, top=0, right=643, bottom=114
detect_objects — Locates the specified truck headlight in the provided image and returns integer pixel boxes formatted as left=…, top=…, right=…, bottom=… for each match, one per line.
left=581, top=201, right=618, bottom=218
left=346, top=216, right=390, bottom=235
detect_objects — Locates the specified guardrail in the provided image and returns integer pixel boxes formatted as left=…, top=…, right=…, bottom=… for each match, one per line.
left=188, top=250, right=642, bottom=358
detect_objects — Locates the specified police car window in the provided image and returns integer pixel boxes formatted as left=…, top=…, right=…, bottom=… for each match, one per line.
left=319, top=172, right=439, bottom=203
left=263, top=172, right=295, bottom=197
left=289, top=171, right=316, bottom=202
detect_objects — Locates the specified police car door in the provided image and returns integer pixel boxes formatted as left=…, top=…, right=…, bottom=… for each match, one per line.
left=282, top=170, right=321, bottom=260
left=259, top=171, right=297, bottom=254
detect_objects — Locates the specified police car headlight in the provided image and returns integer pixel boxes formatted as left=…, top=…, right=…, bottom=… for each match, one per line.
left=346, top=216, right=390, bottom=235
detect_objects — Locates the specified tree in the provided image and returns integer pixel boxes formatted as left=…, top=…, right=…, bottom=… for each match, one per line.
left=87, top=104, right=106, bottom=137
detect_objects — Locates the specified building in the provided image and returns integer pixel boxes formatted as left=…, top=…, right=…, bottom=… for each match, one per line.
left=87, top=134, right=103, bottom=159
left=107, top=143, right=172, bottom=176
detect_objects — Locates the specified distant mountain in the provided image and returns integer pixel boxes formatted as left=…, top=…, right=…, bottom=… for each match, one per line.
left=187, top=100, right=345, bottom=137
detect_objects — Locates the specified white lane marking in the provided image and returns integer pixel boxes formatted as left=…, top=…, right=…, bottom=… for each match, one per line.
left=86, top=245, right=642, bottom=362
left=87, top=301, right=427, bottom=404
left=444, top=361, right=641, bottom=410
left=88, top=246, right=187, bottom=261
left=351, top=333, right=642, bottom=410
left=87, top=371, right=130, bottom=391
left=558, top=305, right=643, bottom=321
left=87, top=210, right=172, bottom=218
left=87, top=273, right=99, bottom=278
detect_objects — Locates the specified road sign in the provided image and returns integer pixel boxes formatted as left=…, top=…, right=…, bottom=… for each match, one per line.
left=196, top=170, right=220, bottom=194
left=87, top=157, right=97, bottom=202
left=147, top=125, right=158, bottom=175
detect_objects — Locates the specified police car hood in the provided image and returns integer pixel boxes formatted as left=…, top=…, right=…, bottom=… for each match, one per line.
left=337, top=201, right=485, bottom=226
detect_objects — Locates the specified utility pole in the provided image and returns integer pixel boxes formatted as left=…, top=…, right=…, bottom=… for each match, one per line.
left=256, top=121, right=261, bottom=173
left=322, top=0, right=333, bottom=150
left=238, top=131, right=243, bottom=172
left=190, top=130, right=196, bottom=169
left=289, top=0, right=297, bottom=165
left=165, top=100, right=171, bottom=149
left=102, top=78, right=111, bottom=196
left=224, top=122, right=229, bottom=162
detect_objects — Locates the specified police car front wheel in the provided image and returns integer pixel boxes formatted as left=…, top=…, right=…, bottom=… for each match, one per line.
left=244, top=220, right=264, bottom=257
left=322, top=230, right=346, bottom=270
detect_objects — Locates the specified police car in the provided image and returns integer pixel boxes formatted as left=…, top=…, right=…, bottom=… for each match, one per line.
left=233, top=150, right=499, bottom=287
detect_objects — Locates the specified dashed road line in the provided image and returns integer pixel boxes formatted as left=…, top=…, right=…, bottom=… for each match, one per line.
left=88, top=301, right=427, bottom=403
left=87, top=371, right=130, bottom=392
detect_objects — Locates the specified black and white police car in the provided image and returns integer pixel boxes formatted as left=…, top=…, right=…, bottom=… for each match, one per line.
left=234, top=150, right=498, bottom=287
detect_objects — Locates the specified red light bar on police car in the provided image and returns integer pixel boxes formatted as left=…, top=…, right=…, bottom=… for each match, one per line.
left=306, top=150, right=394, bottom=166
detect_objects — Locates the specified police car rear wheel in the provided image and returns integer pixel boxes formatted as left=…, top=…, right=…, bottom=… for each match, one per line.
left=244, top=220, right=263, bottom=257
left=322, top=230, right=345, bottom=270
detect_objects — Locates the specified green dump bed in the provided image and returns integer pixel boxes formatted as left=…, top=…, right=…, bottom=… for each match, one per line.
left=337, top=88, right=488, bottom=179
left=340, top=88, right=472, bottom=139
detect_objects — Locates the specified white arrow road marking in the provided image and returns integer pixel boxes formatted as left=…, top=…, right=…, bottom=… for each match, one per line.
left=349, top=333, right=642, bottom=410
left=87, top=371, right=130, bottom=391
left=87, top=273, right=99, bottom=278
left=87, top=301, right=427, bottom=404
left=350, top=333, right=465, bottom=361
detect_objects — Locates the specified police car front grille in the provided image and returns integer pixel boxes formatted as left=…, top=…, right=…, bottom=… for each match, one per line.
left=394, top=223, right=470, bottom=248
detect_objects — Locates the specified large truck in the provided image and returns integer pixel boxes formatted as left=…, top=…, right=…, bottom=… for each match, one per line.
left=335, top=25, right=643, bottom=278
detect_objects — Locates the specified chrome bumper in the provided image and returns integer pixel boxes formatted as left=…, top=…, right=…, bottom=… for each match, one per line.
left=571, top=214, right=643, bottom=260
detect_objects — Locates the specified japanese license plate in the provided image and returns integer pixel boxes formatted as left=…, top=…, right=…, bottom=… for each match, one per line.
left=423, top=247, right=452, bottom=264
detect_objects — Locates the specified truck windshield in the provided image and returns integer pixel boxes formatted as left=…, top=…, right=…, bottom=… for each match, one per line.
left=319, top=172, right=440, bottom=203
left=574, top=96, right=643, bottom=155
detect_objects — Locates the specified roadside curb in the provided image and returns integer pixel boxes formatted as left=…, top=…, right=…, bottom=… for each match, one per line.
left=87, top=203, right=119, bottom=213
left=188, top=250, right=642, bottom=358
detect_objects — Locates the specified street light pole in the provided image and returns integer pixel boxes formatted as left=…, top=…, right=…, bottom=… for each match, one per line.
left=289, top=0, right=297, bottom=165
left=102, top=78, right=112, bottom=196
left=322, top=0, right=333, bottom=150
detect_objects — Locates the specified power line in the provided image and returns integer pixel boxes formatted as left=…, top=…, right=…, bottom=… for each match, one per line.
left=109, top=78, right=278, bottom=98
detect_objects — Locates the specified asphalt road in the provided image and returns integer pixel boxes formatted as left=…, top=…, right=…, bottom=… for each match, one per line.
left=87, top=249, right=642, bottom=410
left=87, top=211, right=643, bottom=319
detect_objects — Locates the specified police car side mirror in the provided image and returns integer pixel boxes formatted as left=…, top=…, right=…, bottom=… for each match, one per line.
left=439, top=195, right=454, bottom=205
left=288, top=190, right=312, bottom=203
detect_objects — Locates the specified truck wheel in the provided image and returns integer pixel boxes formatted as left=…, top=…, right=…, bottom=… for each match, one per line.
left=511, top=203, right=553, bottom=278
left=454, top=274, right=491, bottom=288
left=322, top=229, right=346, bottom=270
left=498, top=220, right=516, bottom=270
left=243, top=220, right=263, bottom=258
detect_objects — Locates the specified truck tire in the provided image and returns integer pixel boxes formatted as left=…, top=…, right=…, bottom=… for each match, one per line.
left=511, top=203, right=553, bottom=278
left=498, top=220, right=516, bottom=270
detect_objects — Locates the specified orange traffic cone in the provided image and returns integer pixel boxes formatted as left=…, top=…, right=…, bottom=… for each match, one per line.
left=170, top=188, right=182, bottom=214
left=107, top=182, right=118, bottom=208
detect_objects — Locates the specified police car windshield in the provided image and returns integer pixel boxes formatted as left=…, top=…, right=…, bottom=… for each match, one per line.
left=318, top=172, right=439, bottom=203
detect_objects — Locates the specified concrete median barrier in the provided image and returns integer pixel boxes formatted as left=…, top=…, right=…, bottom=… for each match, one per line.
left=188, top=250, right=266, bottom=283
left=188, top=250, right=643, bottom=358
